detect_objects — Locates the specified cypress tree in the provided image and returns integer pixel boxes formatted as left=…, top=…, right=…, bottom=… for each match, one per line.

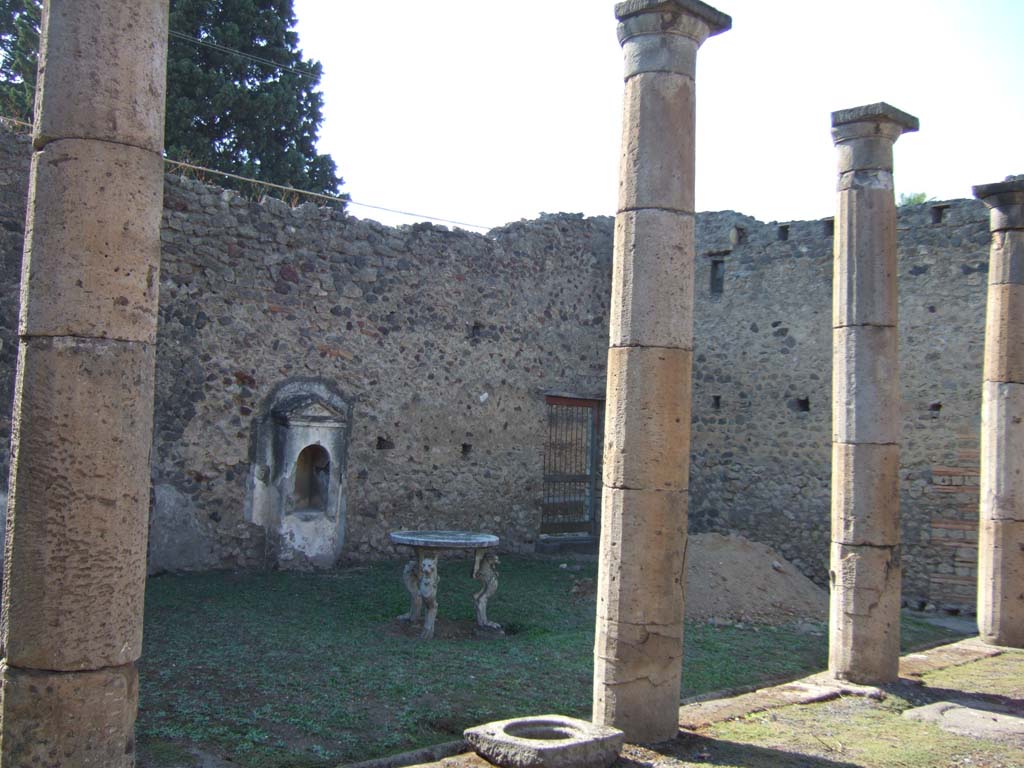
left=0, top=0, right=343, bottom=199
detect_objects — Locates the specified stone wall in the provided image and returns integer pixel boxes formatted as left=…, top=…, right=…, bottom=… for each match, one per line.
left=0, top=131, right=31, bottom=529
left=690, top=206, right=990, bottom=609
left=0, top=129, right=992, bottom=608
left=147, top=172, right=613, bottom=570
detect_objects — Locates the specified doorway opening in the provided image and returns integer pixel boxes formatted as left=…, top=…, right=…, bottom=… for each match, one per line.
left=540, top=395, right=604, bottom=540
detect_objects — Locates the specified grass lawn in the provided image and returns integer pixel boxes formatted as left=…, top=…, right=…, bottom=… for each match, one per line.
left=137, top=556, right=964, bottom=768
left=630, top=690, right=1024, bottom=768
left=683, top=652, right=1024, bottom=768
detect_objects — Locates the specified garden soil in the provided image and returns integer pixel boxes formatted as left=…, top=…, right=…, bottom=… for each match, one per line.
left=683, top=532, right=828, bottom=625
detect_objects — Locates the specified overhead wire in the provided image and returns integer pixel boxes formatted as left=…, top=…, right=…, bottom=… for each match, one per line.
left=0, top=116, right=32, bottom=131
left=167, top=29, right=319, bottom=80
left=343, top=200, right=494, bottom=231
left=164, top=31, right=496, bottom=230
left=0, top=31, right=498, bottom=232
left=163, top=157, right=494, bottom=231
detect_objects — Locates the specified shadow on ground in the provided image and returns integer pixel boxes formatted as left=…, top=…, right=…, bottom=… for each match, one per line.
left=620, top=732, right=862, bottom=767
left=884, top=681, right=1023, bottom=712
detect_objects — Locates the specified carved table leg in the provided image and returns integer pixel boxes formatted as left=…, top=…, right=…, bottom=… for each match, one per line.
left=397, top=558, right=422, bottom=623
left=418, top=554, right=440, bottom=640
left=472, top=550, right=502, bottom=630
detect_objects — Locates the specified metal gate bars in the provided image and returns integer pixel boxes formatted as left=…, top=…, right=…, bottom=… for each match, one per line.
left=541, top=395, right=604, bottom=538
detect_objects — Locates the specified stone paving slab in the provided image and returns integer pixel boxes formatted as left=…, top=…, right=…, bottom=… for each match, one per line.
left=675, top=638, right=1007, bottom=730
left=406, top=755, right=491, bottom=768
left=676, top=676, right=883, bottom=730
left=898, top=637, right=1004, bottom=678
left=903, top=701, right=1024, bottom=746
left=345, top=741, right=468, bottom=768
left=355, top=638, right=1011, bottom=768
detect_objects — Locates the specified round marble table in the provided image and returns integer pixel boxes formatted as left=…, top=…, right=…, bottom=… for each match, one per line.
left=389, top=530, right=501, bottom=640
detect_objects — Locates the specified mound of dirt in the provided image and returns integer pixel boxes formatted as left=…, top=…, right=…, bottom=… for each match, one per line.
left=684, top=533, right=827, bottom=625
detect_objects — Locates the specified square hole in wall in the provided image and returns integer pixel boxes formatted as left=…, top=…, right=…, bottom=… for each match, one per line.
left=787, top=397, right=811, bottom=413
left=823, top=219, right=835, bottom=238
left=777, top=224, right=790, bottom=241
left=710, top=258, right=725, bottom=295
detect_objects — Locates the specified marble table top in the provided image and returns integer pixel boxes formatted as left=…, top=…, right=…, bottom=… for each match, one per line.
left=389, top=530, right=499, bottom=549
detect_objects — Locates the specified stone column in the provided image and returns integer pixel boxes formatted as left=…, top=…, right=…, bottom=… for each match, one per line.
left=0, top=1, right=169, bottom=765
left=593, top=0, right=729, bottom=743
left=828, top=103, right=917, bottom=683
left=974, top=177, right=1024, bottom=648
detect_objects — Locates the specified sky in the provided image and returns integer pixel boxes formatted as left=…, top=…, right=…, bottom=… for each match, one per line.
left=293, top=0, right=1024, bottom=232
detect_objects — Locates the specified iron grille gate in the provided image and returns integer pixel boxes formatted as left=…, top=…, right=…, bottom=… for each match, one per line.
left=541, top=395, right=604, bottom=537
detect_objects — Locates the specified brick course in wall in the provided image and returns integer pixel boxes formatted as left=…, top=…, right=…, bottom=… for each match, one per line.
left=689, top=205, right=990, bottom=609
left=0, top=130, right=992, bottom=609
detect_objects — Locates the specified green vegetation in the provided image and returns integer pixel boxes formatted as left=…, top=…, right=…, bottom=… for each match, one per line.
left=704, top=684, right=1022, bottom=767
left=137, top=558, right=963, bottom=768
left=0, top=0, right=343, bottom=197
left=898, top=192, right=932, bottom=206
left=0, top=0, right=37, bottom=122
left=923, top=652, right=1024, bottom=699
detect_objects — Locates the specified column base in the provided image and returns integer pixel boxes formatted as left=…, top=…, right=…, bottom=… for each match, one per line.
left=828, top=542, right=901, bottom=683
left=0, top=663, right=138, bottom=767
left=977, top=518, right=1024, bottom=648
left=593, top=619, right=683, bottom=744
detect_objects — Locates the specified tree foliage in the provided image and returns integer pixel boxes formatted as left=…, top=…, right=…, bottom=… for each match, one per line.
left=898, top=192, right=931, bottom=207
left=0, top=0, right=343, bottom=198
left=0, top=0, right=38, bottom=123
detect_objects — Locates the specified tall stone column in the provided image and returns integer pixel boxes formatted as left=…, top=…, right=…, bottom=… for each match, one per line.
left=0, top=1, right=169, bottom=764
left=828, top=103, right=917, bottom=683
left=594, top=0, right=729, bottom=743
left=974, top=177, right=1024, bottom=648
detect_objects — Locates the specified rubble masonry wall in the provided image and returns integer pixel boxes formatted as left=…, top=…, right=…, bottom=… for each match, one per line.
left=0, top=130, right=991, bottom=607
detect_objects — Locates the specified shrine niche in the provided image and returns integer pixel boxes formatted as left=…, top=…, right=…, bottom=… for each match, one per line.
left=246, top=379, right=352, bottom=568
left=292, top=444, right=330, bottom=514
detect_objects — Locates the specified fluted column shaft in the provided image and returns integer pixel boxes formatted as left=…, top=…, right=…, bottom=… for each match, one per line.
left=974, top=177, right=1024, bottom=648
left=0, top=1, right=169, bottom=764
left=593, top=0, right=729, bottom=743
left=828, top=103, right=917, bottom=684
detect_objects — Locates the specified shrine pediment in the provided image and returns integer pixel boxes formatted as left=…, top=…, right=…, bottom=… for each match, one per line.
left=273, top=398, right=348, bottom=427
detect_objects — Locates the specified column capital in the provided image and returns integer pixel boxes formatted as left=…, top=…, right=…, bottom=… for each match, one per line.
left=974, top=177, right=1024, bottom=231
left=616, top=0, right=731, bottom=44
left=831, top=102, right=920, bottom=134
left=616, top=0, right=730, bottom=78
left=831, top=103, right=918, bottom=174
